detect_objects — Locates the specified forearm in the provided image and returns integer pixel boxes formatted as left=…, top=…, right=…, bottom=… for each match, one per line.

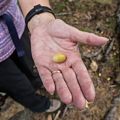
left=19, top=0, right=51, bottom=16
left=19, top=0, right=55, bottom=33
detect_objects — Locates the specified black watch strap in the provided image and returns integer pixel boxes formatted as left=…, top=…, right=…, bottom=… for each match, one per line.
left=25, top=4, right=55, bottom=26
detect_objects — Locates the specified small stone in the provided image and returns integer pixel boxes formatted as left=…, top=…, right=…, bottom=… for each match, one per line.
left=113, top=52, right=117, bottom=56
left=107, top=77, right=111, bottom=81
left=90, top=60, right=98, bottom=72
left=68, top=0, right=74, bottom=2
left=112, top=46, right=116, bottom=50
left=99, top=73, right=102, bottom=77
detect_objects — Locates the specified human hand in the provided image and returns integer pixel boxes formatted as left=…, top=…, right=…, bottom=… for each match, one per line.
left=29, top=16, right=108, bottom=109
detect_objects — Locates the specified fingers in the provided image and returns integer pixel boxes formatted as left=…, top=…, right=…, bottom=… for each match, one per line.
left=69, top=25, right=109, bottom=46
left=61, top=68, right=86, bottom=109
left=37, top=66, right=55, bottom=94
left=52, top=72, right=72, bottom=104
left=72, top=59, right=95, bottom=102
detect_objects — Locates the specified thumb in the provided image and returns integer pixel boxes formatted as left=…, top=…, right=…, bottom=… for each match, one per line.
left=69, top=25, right=109, bottom=46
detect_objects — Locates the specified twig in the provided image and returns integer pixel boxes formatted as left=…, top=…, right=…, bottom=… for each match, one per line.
left=55, top=12, right=72, bottom=16
left=54, top=110, right=61, bottom=120
left=104, top=38, right=115, bottom=58
left=61, top=106, right=68, bottom=118
left=60, top=104, right=74, bottom=118
left=83, top=37, right=115, bottom=61
left=83, top=48, right=103, bottom=58
left=104, top=107, right=117, bottom=120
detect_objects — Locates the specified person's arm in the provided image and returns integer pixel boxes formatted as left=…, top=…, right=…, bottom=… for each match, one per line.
left=19, top=0, right=108, bottom=110
left=19, top=0, right=51, bottom=16
left=19, top=0, right=55, bottom=32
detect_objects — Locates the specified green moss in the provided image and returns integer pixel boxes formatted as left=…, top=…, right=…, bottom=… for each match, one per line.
left=94, top=0, right=113, bottom=4
left=74, top=1, right=95, bottom=12
left=76, top=4, right=88, bottom=12
left=53, top=2, right=66, bottom=12
left=80, top=27, right=94, bottom=33
left=105, top=17, right=116, bottom=30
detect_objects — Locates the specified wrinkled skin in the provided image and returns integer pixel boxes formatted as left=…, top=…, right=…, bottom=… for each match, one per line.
left=30, top=19, right=108, bottom=109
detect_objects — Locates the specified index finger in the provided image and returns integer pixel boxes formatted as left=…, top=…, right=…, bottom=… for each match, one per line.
left=69, top=25, right=109, bottom=46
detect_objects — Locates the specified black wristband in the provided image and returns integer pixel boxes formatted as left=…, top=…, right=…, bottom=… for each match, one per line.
left=25, top=4, right=55, bottom=26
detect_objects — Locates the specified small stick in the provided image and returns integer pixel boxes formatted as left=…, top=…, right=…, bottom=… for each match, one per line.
left=56, top=12, right=72, bottom=16
left=83, top=48, right=103, bottom=58
left=54, top=110, right=61, bottom=120
left=104, top=38, right=115, bottom=57
left=61, top=106, right=68, bottom=118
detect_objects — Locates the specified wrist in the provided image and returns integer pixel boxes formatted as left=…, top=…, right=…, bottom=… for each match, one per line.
left=28, top=13, right=55, bottom=33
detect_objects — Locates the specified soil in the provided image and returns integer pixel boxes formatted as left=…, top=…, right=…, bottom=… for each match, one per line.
left=0, top=0, right=120, bottom=120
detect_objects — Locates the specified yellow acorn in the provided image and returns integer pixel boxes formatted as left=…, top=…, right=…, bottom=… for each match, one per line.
left=53, top=53, right=67, bottom=63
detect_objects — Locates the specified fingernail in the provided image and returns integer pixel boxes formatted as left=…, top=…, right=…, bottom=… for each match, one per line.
left=105, top=38, right=109, bottom=42
left=102, top=37, right=109, bottom=42
left=48, top=85, right=55, bottom=95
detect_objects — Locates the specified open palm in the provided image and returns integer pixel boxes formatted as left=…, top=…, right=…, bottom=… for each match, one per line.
left=30, top=19, right=108, bottom=109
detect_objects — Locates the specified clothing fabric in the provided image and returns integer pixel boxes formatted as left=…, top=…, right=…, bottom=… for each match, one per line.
left=0, top=0, right=25, bottom=62
left=0, top=54, right=50, bottom=112
left=0, top=0, right=11, bottom=15
left=0, top=9, right=50, bottom=111
left=2, top=13, right=25, bottom=57
left=0, top=1, right=51, bottom=112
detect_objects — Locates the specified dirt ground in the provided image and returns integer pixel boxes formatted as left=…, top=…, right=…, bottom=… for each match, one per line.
left=0, top=0, right=120, bottom=120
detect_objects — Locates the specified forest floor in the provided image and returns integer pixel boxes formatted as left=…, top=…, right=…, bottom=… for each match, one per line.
left=0, top=0, right=120, bottom=120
